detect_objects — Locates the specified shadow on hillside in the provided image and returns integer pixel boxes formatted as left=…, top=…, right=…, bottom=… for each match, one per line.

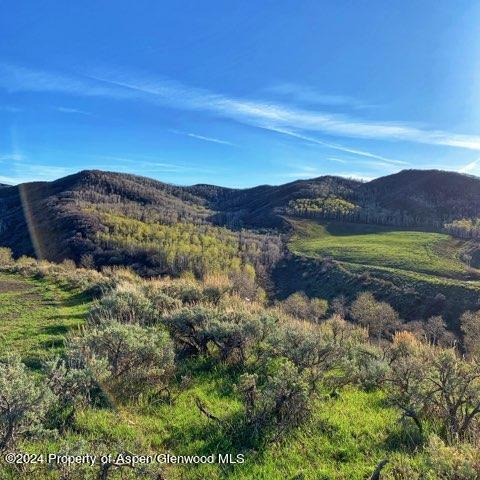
left=324, top=221, right=423, bottom=237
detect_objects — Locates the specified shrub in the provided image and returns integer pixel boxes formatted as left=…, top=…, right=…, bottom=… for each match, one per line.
left=67, top=321, right=175, bottom=398
left=386, top=332, right=432, bottom=435
left=387, top=333, right=480, bottom=442
left=237, top=358, right=311, bottom=436
left=163, top=306, right=215, bottom=356
left=164, top=306, right=276, bottom=363
left=88, top=283, right=157, bottom=326
left=0, top=356, right=55, bottom=450
left=425, top=435, right=480, bottom=479
left=344, top=343, right=388, bottom=391
left=264, top=321, right=340, bottom=393
left=207, top=311, right=276, bottom=364
left=43, top=357, right=99, bottom=431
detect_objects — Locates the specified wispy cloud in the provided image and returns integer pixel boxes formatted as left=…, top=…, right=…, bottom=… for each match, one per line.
left=0, top=162, right=75, bottom=184
left=171, top=130, right=235, bottom=146
left=280, top=164, right=374, bottom=182
left=265, top=83, right=370, bottom=109
left=0, top=105, right=22, bottom=113
left=3, top=63, right=480, bottom=154
left=0, top=153, right=25, bottom=162
left=263, top=126, right=407, bottom=165
left=458, top=159, right=480, bottom=173
left=327, top=157, right=349, bottom=164
left=56, top=106, right=91, bottom=115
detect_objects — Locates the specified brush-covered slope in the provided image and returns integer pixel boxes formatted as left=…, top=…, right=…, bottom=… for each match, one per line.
left=0, top=168, right=479, bottom=280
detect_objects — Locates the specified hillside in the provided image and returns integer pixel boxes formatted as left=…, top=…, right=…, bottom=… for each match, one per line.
left=1, top=168, right=480, bottom=322
left=281, top=219, right=480, bottom=323
left=1, top=168, right=480, bottom=260
left=0, top=260, right=449, bottom=479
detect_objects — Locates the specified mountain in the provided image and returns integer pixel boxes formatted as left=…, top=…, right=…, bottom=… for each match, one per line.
left=0, top=168, right=479, bottom=264
left=358, top=169, right=480, bottom=226
left=1, top=167, right=480, bottom=323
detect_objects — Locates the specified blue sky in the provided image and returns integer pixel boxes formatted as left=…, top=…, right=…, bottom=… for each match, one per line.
left=1, top=0, right=480, bottom=187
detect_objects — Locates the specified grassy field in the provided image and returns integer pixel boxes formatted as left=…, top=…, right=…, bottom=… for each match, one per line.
left=0, top=272, right=412, bottom=479
left=289, top=219, right=480, bottom=282
left=0, top=273, right=90, bottom=368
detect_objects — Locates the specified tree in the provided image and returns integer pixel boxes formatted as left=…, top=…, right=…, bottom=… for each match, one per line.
left=279, top=292, right=328, bottom=322
left=0, top=247, right=13, bottom=266
left=424, top=315, right=454, bottom=346
left=460, top=310, right=480, bottom=358
left=350, top=292, right=400, bottom=340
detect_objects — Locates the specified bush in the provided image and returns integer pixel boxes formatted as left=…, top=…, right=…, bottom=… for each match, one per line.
left=207, top=311, right=276, bottom=364
left=163, top=306, right=215, bottom=356
left=237, top=358, right=311, bottom=437
left=88, top=283, right=157, bottom=326
left=164, top=306, right=276, bottom=363
left=264, top=321, right=340, bottom=393
left=387, top=333, right=480, bottom=442
left=0, top=356, right=54, bottom=450
left=43, top=357, right=99, bottom=431
left=67, top=321, right=175, bottom=398
left=425, top=435, right=480, bottom=479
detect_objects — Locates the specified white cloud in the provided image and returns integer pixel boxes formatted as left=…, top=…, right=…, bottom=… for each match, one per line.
left=56, top=106, right=91, bottom=115
left=265, top=83, right=369, bottom=108
left=0, top=165, right=74, bottom=185
left=458, top=159, right=480, bottom=173
left=263, top=126, right=407, bottom=165
left=2, top=63, right=480, bottom=154
left=0, top=153, right=25, bottom=162
left=171, top=130, right=235, bottom=146
left=0, top=106, right=22, bottom=113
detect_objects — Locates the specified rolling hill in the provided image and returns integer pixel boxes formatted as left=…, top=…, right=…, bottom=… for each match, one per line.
left=0, top=168, right=480, bottom=322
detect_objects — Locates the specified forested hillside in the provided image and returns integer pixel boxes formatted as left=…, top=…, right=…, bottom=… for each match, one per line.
left=1, top=168, right=480, bottom=324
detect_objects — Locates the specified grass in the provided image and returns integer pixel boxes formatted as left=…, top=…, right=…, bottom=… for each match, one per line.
left=0, top=272, right=90, bottom=367
left=0, top=271, right=413, bottom=479
left=289, top=219, right=480, bottom=283
left=21, top=367, right=404, bottom=480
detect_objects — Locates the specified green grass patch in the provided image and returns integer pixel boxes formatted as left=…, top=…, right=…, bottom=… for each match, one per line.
left=0, top=272, right=90, bottom=367
left=289, top=219, right=479, bottom=282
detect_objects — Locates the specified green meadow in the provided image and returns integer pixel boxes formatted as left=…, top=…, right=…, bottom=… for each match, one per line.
left=288, top=219, right=480, bottom=283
